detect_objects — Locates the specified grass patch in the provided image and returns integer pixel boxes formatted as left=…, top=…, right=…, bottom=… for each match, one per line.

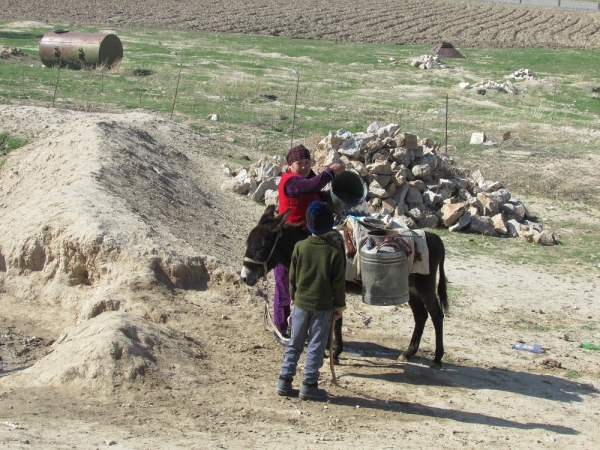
left=0, top=132, right=26, bottom=167
left=1, top=22, right=600, bottom=271
left=0, top=24, right=598, bottom=157
left=446, top=284, right=468, bottom=308
left=564, top=370, right=582, bottom=380
left=580, top=322, right=598, bottom=332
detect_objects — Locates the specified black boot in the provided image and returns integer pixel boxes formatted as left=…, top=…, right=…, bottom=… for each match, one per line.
left=276, top=375, right=293, bottom=396
left=299, top=382, right=327, bottom=401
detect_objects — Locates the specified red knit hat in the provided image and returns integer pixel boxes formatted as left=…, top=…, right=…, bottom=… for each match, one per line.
left=286, top=145, right=311, bottom=165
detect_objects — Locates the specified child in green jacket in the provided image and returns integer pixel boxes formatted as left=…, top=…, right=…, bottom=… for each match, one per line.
left=275, top=201, right=346, bottom=401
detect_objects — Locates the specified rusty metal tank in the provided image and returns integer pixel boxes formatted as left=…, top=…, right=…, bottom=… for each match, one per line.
left=39, top=29, right=123, bottom=69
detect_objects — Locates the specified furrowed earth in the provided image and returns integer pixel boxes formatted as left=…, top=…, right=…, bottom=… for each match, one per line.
left=1, top=1, right=600, bottom=449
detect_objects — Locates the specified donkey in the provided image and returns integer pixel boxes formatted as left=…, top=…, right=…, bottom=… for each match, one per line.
left=240, top=204, right=448, bottom=368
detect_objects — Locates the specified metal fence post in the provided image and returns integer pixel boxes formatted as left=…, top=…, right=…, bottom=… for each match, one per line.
left=52, top=58, right=62, bottom=108
left=445, top=94, right=448, bottom=154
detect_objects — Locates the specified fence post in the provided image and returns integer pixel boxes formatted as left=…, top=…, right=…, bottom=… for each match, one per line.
left=171, top=63, right=183, bottom=120
left=445, top=94, right=448, bottom=154
left=52, top=58, right=62, bottom=108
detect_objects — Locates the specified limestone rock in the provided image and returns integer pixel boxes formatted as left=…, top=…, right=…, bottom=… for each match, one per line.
left=407, top=204, right=428, bottom=221
left=417, top=214, right=439, bottom=229
left=368, top=181, right=388, bottom=199
left=423, top=190, right=444, bottom=208
left=506, top=219, right=521, bottom=238
left=406, top=186, right=423, bottom=204
left=491, top=214, right=507, bottom=235
left=264, top=189, right=278, bottom=206
left=470, top=132, right=486, bottom=145
left=367, top=160, right=392, bottom=175
left=470, top=215, right=498, bottom=236
left=380, top=198, right=397, bottom=215
left=441, top=202, right=465, bottom=227
left=534, top=230, right=556, bottom=246
left=449, top=212, right=472, bottom=232
left=253, top=177, right=279, bottom=201
left=392, top=147, right=411, bottom=166
left=398, top=133, right=418, bottom=150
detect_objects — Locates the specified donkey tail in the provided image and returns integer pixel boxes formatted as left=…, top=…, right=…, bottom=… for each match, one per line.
left=438, top=249, right=449, bottom=315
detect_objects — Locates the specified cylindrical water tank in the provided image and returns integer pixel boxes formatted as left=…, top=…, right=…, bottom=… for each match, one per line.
left=39, top=29, right=123, bottom=69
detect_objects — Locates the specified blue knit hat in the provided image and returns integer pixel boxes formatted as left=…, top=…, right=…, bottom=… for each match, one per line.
left=306, top=201, right=334, bottom=235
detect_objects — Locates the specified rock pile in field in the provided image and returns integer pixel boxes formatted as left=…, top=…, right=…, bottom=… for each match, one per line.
left=0, top=47, right=26, bottom=59
left=222, top=123, right=555, bottom=245
left=410, top=55, right=446, bottom=69
left=508, top=68, right=536, bottom=80
left=459, top=79, right=520, bottom=94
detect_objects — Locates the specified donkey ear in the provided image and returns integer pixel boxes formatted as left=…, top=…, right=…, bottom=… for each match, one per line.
left=271, top=208, right=291, bottom=230
left=259, top=205, right=277, bottom=224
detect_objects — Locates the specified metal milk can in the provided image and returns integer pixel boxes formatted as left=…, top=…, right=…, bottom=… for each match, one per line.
left=359, top=229, right=409, bottom=306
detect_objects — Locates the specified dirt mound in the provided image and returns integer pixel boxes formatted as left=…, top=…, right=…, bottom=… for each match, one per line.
left=0, top=105, right=261, bottom=389
left=1, top=311, right=204, bottom=389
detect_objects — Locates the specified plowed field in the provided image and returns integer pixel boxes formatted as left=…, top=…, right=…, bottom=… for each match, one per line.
left=1, top=0, right=599, bottom=50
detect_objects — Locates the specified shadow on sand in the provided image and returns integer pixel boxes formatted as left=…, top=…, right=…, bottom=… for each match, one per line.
left=329, top=342, right=596, bottom=435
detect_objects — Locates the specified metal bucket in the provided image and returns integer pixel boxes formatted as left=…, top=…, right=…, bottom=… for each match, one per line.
left=360, top=229, right=409, bottom=306
left=330, top=171, right=367, bottom=210
left=39, top=29, right=123, bottom=69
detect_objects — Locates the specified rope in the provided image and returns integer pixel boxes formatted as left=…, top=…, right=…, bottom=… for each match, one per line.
left=243, top=229, right=282, bottom=281
left=259, top=278, right=290, bottom=343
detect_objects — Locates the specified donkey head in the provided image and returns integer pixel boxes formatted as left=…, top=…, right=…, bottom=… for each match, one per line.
left=240, top=205, right=291, bottom=286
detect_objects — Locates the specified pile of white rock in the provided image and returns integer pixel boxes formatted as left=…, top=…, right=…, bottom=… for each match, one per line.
left=222, top=123, right=555, bottom=245
left=410, top=55, right=446, bottom=69
left=508, top=68, right=536, bottom=80
left=459, top=79, right=520, bottom=94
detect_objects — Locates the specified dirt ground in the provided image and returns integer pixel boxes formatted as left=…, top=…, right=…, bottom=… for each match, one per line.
left=0, top=104, right=598, bottom=450
left=0, top=0, right=599, bottom=50
left=0, top=2, right=599, bottom=449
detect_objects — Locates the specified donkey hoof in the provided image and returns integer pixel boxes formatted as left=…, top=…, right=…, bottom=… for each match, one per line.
left=398, top=353, right=411, bottom=362
left=429, top=361, right=442, bottom=369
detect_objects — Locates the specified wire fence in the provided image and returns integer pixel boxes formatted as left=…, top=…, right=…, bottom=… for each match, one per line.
left=476, top=0, right=600, bottom=10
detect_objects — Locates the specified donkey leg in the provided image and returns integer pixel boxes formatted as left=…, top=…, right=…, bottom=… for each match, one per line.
left=420, top=290, right=445, bottom=369
left=400, top=292, right=428, bottom=361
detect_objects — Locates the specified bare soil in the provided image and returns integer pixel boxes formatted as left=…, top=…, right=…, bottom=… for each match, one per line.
left=0, top=0, right=599, bottom=50
left=0, top=104, right=598, bottom=449
left=0, top=2, right=599, bottom=449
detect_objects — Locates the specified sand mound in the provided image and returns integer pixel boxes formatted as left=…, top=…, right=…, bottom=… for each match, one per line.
left=1, top=311, right=204, bottom=389
left=0, top=106, right=261, bottom=388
